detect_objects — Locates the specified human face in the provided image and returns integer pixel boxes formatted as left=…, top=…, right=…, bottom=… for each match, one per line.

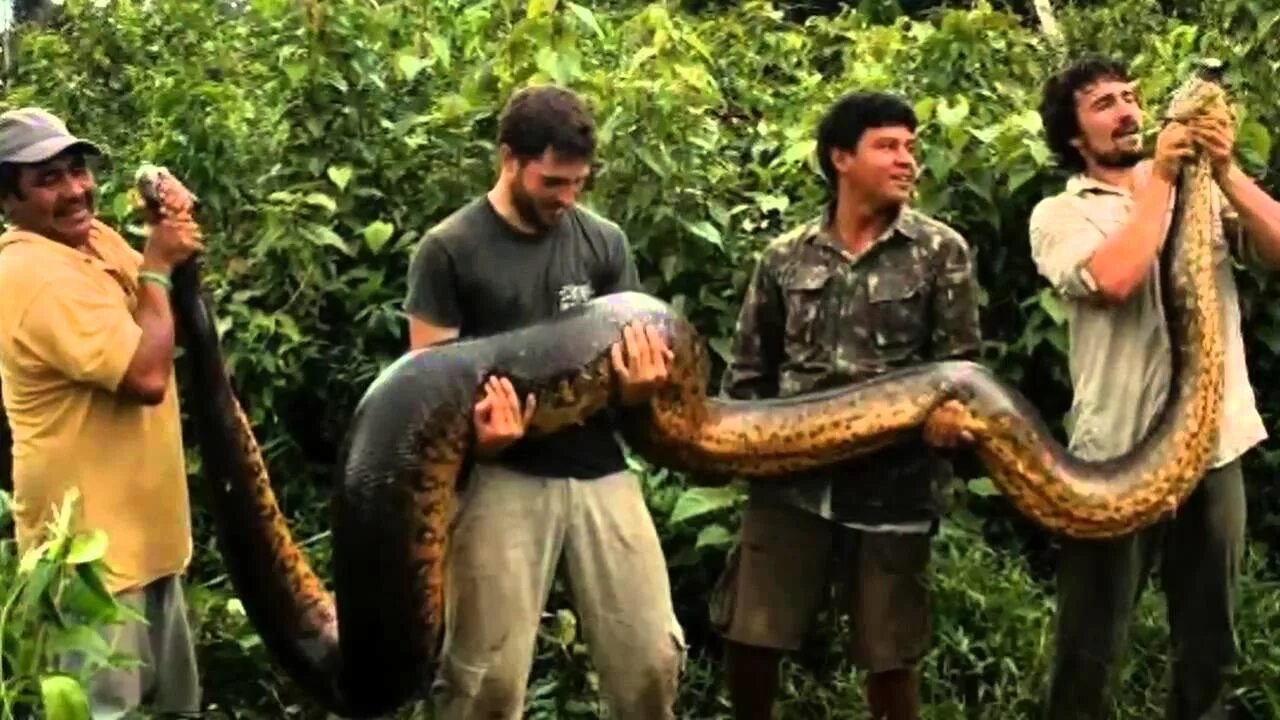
left=830, top=125, right=918, bottom=208
left=503, top=147, right=591, bottom=232
left=1071, top=77, right=1145, bottom=170
left=0, top=152, right=96, bottom=246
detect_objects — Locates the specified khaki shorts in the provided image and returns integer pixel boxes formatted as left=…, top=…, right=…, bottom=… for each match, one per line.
left=710, top=497, right=932, bottom=673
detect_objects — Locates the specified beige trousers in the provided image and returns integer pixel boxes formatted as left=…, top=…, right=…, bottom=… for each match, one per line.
left=430, top=462, right=686, bottom=720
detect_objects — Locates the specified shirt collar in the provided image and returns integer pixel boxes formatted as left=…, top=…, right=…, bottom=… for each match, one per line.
left=809, top=206, right=923, bottom=255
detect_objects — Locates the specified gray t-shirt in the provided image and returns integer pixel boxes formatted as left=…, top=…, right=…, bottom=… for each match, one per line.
left=404, top=196, right=640, bottom=479
left=1028, top=172, right=1267, bottom=467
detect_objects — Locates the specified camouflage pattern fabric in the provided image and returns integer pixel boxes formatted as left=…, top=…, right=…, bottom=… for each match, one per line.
left=721, top=207, right=982, bottom=527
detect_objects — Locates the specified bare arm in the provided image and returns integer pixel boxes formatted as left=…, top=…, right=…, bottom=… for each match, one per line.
left=116, top=262, right=178, bottom=404
left=408, top=314, right=459, bottom=350
left=1085, top=126, right=1195, bottom=304
left=118, top=174, right=205, bottom=404
left=1083, top=172, right=1177, bottom=303
left=1215, top=163, right=1280, bottom=269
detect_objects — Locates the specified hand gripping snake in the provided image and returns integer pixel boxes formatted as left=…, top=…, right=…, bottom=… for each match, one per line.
left=82, top=61, right=1233, bottom=716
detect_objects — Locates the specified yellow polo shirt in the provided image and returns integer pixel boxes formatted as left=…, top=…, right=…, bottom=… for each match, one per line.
left=0, top=220, right=192, bottom=594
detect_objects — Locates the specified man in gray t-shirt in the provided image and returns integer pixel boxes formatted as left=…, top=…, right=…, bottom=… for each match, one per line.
left=404, top=85, right=685, bottom=719
left=1030, top=55, right=1280, bottom=718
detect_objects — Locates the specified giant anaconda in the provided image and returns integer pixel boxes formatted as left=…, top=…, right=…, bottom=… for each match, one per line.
left=142, top=62, right=1232, bottom=716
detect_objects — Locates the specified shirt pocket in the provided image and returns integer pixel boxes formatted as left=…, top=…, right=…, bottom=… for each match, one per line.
left=866, top=271, right=929, bottom=354
left=782, top=266, right=833, bottom=350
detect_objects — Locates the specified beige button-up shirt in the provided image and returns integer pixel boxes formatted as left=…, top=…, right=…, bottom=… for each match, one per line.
left=1028, top=172, right=1267, bottom=468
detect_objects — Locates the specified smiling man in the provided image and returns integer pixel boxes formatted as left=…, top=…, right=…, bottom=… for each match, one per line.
left=0, top=107, right=204, bottom=717
left=404, top=84, right=685, bottom=719
left=710, top=90, right=982, bottom=720
left=1030, top=55, right=1280, bottom=719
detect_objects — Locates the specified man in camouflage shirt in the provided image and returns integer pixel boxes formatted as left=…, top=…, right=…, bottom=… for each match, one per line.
left=711, top=91, right=982, bottom=720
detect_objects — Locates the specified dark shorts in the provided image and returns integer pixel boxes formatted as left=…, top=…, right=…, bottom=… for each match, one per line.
left=709, top=497, right=932, bottom=673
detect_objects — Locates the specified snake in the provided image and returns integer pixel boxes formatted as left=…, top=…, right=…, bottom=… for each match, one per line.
left=0, top=59, right=1212, bottom=717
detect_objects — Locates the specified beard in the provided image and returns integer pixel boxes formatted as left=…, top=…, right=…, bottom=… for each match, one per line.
left=1095, top=148, right=1144, bottom=169
left=511, top=184, right=557, bottom=233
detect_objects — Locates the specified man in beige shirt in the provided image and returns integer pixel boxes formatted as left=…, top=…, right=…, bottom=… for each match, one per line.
left=1029, top=55, right=1280, bottom=719
left=0, top=108, right=205, bottom=717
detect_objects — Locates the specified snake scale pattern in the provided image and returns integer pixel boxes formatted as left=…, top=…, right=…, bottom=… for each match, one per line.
left=0, top=61, right=1220, bottom=716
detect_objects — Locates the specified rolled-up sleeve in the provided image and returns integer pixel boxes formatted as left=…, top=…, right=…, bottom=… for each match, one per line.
left=1029, top=196, right=1106, bottom=301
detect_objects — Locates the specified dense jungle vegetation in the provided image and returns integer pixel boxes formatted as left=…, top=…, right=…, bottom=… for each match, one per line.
left=2, top=0, right=1280, bottom=717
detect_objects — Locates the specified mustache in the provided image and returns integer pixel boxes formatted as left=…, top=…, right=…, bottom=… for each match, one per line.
left=53, top=191, right=95, bottom=218
left=1112, top=121, right=1140, bottom=138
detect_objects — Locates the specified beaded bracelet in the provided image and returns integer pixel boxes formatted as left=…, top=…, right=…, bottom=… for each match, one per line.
left=139, top=270, right=173, bottom=291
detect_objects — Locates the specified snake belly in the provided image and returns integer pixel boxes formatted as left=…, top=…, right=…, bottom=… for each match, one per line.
left=151, top=63, right=1228, bottom=717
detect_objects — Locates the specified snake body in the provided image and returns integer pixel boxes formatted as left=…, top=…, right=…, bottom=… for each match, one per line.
left=132, top=63, right=1233, bottom=716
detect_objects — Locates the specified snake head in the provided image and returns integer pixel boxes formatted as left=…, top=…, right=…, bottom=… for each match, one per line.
left=1164, top=58, right=1232, bottom=126
left=130, top=163, right=197, bottom=221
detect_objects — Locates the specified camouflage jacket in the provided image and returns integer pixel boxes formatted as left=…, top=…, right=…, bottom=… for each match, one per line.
left=722, top=206, right=982, bottom=528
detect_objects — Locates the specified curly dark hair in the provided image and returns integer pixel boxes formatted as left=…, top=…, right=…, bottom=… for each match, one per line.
left=497, top=84, right=596, bottom=163
left=1039, top=54, right=1133, bottom=172
left=816, top=90, right=917, bottom=192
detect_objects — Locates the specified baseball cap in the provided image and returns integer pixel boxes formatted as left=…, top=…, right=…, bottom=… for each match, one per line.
left=0, top=107, right=102, bottom=165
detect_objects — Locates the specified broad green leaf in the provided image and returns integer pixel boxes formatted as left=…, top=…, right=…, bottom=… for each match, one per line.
left=362, top=221, right=395, bottom=252
left=752, top=193, right=790, bottom=214
left=22, top=559, right=55, bottom=610
left=1007, top=166, right=1036, bottom=194
left=65, top=530, right=108, bottom=565
left=708, top=336, right=733, bottom=363
left=326, top=165, right=353, bottom=191
left=283, top=62, right=308, bottom=84
left=696, top=523, right=734, bottom=550
left=780, top=139, right=816, bottom=167
left=304, top=225, right=350, bottom=254
left=1014, top=109, right=1042, bottom=134
left=683, top=220, right=723, bottom=249
left=526, top=0, right=557, bottom=18
left=936, top=97, right=970, bottom=128
left=567, top=2, right=604, bottom=38
left=426, top=34, right=451, bottom=70
left=968, top=477, right=1000, bottom=497
left=303, top=192, right=337, bottom=214
left=554, top=608, right=577, bottom=646
left=44, top=625, right=114, bottom=664
left=40, top=675, right=92, bottom=720
left=70, top=563, right=119, bottom=621
left=1237, top=120, right=1272, bottom=170
left=396, top=53, right=428, bottom=82
left=670, top=486, right=740, bottom=525
left=1037, top=288, right=1067, bottom=325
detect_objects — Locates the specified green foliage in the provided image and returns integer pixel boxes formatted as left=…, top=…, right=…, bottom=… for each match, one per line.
left=3, top=0, right=1280, bottom=717
left=0, top=490, right=141, bottom=720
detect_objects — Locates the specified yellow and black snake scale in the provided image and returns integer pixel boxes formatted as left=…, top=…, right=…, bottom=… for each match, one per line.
left=138, top=61, right=1228, bottom=716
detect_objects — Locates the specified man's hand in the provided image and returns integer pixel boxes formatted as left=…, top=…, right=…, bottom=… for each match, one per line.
left=1152, top=123, right=1197, bottom=183
left=922, top=399, right=976, bottom=449
left=1188, top=107, right=1236, bottom=180
left=473, top=376, right=537, bottom=458
left=141, top=217, right=204, bottom=272
left=610, top=322, right=675, bottom=406
left=140, top=171, right=204, bottom=272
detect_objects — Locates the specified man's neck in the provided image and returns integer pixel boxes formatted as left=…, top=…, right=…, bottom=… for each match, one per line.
left=1083, top=159, right=1143, bottom=194
left=831, top=192, right=898, bottom=255
left=12, top=221, right=91, bottom=252
left=486, top=183, right=539, bottom=235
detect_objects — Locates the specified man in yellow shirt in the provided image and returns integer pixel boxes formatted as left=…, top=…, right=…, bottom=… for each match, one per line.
left=0, top=108, right=204, bottom=717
